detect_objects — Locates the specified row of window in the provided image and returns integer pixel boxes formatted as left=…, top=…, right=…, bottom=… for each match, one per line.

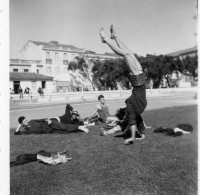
left=46, top=67, right=68, bottom=74
left=46, top=52, right=76, bottom=60
left=46, top=59, right=69, bottom=65
left=12, top=67, right=69, bottom=74
left=13, top=69, right=40, bottom=73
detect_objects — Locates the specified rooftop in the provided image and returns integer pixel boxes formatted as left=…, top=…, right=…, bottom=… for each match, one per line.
left=30, top=40, right=84, bottom=53
left=10, top=72, right=54, bottom=81
left=166, top=46, right=197, bottom=57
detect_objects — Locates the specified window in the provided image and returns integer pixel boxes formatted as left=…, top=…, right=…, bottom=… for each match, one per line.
left=63, top=53, right=67, bottom=60
left=63, top=60, right=68, bottom=65
left=63, top=53, right=68, bottom=65
left=64, top=67, right=68, bottom=73
left=13, top=69, right=18, bottom=72
left=46, top=59, right=52, bottom=64
left=24, top=69, right=29, bottom=72
left=32, top=81, right=36, bottom=89
left=46, top=52, right=52, bottom=64
left=55, top=67, right=60, bottom=74
left=47, top=67, right=51, bottom=74
left=55, top=52, right=59, bottom=61
left=46, top=52, right=51, bottom=59
left=42, top=81, right=46, bottom=89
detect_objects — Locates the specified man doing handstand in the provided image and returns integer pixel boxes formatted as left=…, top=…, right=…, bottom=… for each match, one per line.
left=99, top=25, right=147, bottom=145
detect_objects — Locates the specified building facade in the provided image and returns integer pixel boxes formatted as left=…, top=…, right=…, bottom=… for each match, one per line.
left=12, top=40, right=120, bottom=92
left=165, top=45, right=198, bottom=87
left=10, top=72, right=54, bottom=94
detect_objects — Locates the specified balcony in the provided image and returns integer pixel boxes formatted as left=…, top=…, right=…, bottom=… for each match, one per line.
left=46, top=59, right=52, bottom=64
left=63, top=60, right=68, bottom=65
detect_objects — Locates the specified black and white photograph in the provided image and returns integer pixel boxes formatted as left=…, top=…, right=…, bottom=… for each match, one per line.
left=0, top=0, right=198, bottom=194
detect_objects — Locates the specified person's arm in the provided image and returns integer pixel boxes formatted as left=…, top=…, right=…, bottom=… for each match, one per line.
left=14, top=125, right=26, bottom=135
left=15, top=124, right=22, bottom=133
left=90, top=104, right=101, bottom=118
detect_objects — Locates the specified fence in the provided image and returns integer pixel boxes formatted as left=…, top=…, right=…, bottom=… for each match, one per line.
left=10, top=87, right=197, bottom=104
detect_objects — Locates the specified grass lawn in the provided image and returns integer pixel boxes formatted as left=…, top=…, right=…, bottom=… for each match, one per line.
left=10, top=105, right=198, bottom=195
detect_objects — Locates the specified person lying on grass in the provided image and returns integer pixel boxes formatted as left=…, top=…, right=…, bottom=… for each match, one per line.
left=15, top=116, right=89, bottom=135
left=53, top=103, right=85, bottom=126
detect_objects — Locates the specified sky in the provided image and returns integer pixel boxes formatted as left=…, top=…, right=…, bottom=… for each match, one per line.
left=10, top=0, right=197, bottom=58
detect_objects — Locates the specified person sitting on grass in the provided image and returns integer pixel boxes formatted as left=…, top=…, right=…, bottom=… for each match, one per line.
left=87, top=95, right=119, bottom=126
left=100, top=107, right=151, bottom=139
left=15, top=115, right=89, bottom=135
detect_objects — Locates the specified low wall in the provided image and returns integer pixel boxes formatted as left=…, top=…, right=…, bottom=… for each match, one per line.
left=10, top=98, right=38, bottom=105
left=10, top=87, right=198, bottom=104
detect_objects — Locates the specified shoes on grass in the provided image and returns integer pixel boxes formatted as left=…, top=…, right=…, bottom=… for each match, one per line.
left=79, top=126, right=89, bottom=133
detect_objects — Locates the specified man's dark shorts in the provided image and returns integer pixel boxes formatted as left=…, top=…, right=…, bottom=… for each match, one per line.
left=125, top=84, right=147, bottom=133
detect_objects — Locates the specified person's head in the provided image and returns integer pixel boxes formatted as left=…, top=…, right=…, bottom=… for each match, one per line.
left=115, top=107, right=127, bottom=120
left=98, top=95, right=105, bottom=104
left=18, top=116, right=29, bottom=126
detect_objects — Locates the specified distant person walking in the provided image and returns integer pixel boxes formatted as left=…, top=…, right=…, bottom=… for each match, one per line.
left=18, top=86, right=23, bottom=99
left=38, top=87, right=44, bottom=98
left=24, top=87, right=30, bottom=95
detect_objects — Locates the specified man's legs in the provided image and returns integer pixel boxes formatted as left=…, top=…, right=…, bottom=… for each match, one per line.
left=110, top=25, right=143, bottom=71
left=100, top=125, right=122, bottom=136
left=124, top=125, right=137, bottom=144
left=52, top=121, right=89, bottom=133
left=106, top=116, right=119, bottom=125
left=99, top=27, right=143, bottom=74
left=99, top=28, right=126, bottom=56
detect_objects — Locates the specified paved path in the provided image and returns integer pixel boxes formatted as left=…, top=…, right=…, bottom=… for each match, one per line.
left=10, top=96, right=197, bottom=129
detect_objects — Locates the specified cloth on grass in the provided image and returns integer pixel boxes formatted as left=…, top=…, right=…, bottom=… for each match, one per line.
left=153, top=123, right=193, bottom=137
left=10, top=150, right=72, bottom=167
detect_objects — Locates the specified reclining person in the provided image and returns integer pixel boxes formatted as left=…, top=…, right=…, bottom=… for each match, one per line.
left=52, top=104, right=85, bottom=126
left=15, top=116, right=89, bottom=135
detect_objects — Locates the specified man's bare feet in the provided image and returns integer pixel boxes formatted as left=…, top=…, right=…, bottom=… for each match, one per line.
left=110, top=24, right=117, bottom=39
left=124, top=138, right=134, bottom=145
left=99, top=28, right=107, bottom=43
left=136, top=134, right=145, bottom=140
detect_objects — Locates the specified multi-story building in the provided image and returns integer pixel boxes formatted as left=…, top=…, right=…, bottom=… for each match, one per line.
left=11, top=40, right=121, bottom=92
left=165, top=45, right=198, bottom=87
left=9, top=59, right=54, bottom=94
left=167, top=46, right=197, bottom=60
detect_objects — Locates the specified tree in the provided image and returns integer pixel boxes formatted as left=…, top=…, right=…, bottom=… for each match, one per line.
left=139, top=54, right=185, bottom=88
left=92, top=60, right=106, bottom=90
left=92, top=58, right=131, bottom=90
left=68, top=56, right=95, bottom=90
left=182, top=55, right=198, bottom=77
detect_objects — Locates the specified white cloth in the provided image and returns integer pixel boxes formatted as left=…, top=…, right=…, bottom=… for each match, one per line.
left=174, top=127, right=190, bottom=134
left=37, top=154, right=72, bottom=165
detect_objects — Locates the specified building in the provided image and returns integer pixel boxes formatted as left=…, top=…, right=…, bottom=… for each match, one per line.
left=165, top=46, right=198, bottom=87
left=12, top=40, right=120, bottom=92
left=167, top=46, right=197, bottom=60
left=10, top=72, right=54, bottom=94
left=10, top=59, right=43, bottom=74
